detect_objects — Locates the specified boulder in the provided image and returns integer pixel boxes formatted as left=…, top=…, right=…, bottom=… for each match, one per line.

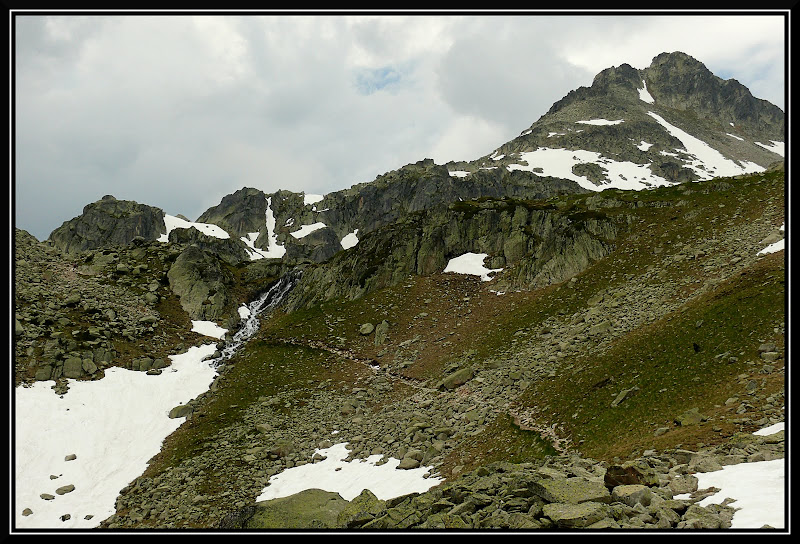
left=244, top=489, right=348, bottom=529
left=167, top=245, right=235, bottom=321
left=374, top=320, right=390, bottom=346
left=439, top=367, right=474, bottom=390
left=542, top=501, right=610, bottom=528
left=168, top=404, right=193, bottom=419
left=604, top=460, right=660, bottom=488
left=337, top=489, right=386, bottom=528
left=530, top=477, right=611, bottom=504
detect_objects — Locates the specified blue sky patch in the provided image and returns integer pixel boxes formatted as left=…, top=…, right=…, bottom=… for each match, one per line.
left=354, top=66, right=404, bottom=95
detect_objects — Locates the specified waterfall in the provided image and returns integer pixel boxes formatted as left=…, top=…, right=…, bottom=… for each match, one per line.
left=208, top=271, right=300, bottom=368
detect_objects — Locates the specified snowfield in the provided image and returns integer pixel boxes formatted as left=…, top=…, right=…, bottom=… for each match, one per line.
left=646, top=112, right=764, bottom=179
left=506, top=147, right=672, bottom=192
left=444, top=252, right=503, bottom=282
left=15, top=344, right=219, bottom=529
left=754, top=140, right=785, bottom=157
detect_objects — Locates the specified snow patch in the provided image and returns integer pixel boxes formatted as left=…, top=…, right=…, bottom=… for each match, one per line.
left=647, top=112, right=765, bottom=179
left=444, top=252, right=503, bottom=282
left=340, top=229, right=359, bottom=250
left=158, top=215, right=230, bottom=242
left=754, top=140, right=785, bottom=157
left=15, top=344, right=219, bottom=528
left=238, top=305, right=251, bottom=320
left=291, top=222, right=327, bottom=239
left=506, top=147, right=671, bottom=192
left=191, top=320, right=227, bottom=339
left=240, top=232, right=270, bottom=260
left=757, top=223, right=785, bottom=256
left=726, top=133, right=744, bottom=141
left=638, top=80, right=655, bottom=104
left=637, top=141, right=654, bottom=151
left=449, top=170, right=470, bottom=178
left=261, top=197, right=287, bottom=258
left=250, top=197, right=286, bottom=260
left=671, top=422, right=785, bottom=528
left=576, top=119, right=624, bottom=126
left=256, top=442, right=442, bottom=503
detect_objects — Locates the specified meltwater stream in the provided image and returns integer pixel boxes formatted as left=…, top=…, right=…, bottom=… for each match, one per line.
left=209, top=272, right=300, bottom=367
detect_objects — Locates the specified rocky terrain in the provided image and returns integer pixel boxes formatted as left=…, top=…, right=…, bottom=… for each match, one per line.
left=13, top=51, right=785, bottom=531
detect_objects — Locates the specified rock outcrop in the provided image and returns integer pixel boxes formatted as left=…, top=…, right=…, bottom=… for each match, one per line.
left=48, top=195, right=166, bottom=254
left=167, top=245, right=236, bottom=322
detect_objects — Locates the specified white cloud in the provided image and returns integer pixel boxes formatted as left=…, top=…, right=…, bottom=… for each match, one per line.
left=14, top=13, right=786, bottom=240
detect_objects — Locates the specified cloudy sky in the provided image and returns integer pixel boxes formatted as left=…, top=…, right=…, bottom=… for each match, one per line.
left=13, top=11, right=787, bottom=241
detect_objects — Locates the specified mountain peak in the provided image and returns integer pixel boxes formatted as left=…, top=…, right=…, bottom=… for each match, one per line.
left=590, top=62, right=642, bottom=93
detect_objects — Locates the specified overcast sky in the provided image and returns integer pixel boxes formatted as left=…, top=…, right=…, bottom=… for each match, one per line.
left=13, top=11, right=787, bottom=241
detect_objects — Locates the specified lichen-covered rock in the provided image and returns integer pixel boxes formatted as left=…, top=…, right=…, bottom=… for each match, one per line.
left=336, top=489, right=386, bottom=528
left=531, top=477, right=612, bottom=505
left=244, top=489, right=348, bottom=529
left=542, top=501, right=610, bottom=528
left=167, top=245, right=235, bottom=322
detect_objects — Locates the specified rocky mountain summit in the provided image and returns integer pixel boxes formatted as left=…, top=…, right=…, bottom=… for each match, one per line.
left=14, top=51, right=785, bottom=531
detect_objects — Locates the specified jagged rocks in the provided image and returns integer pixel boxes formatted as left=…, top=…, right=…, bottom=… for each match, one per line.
left=337, top=489, right=386, bottom=528
left=604, top=460, right=660, bottom=487
left=284, top=225, right=342, bottom=264
left=48, top=196, right=166, bottom=254
left=167, top=227, right=251, bottom=266
left=196, top=187, right=270, bottom=240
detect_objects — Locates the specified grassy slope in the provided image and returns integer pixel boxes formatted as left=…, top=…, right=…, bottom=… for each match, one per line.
left=257, top=170, right=785, bottom=467
left=135, top=169, right=784, bottom=511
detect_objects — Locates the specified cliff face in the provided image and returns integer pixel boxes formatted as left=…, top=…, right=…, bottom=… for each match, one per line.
left=643, top=52, right=784, bottom=138
left=284, top=196, right=620, bottom=312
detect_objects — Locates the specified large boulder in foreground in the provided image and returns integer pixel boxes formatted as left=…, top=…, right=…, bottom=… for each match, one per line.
left=220, top=489, right=349, bottom=529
